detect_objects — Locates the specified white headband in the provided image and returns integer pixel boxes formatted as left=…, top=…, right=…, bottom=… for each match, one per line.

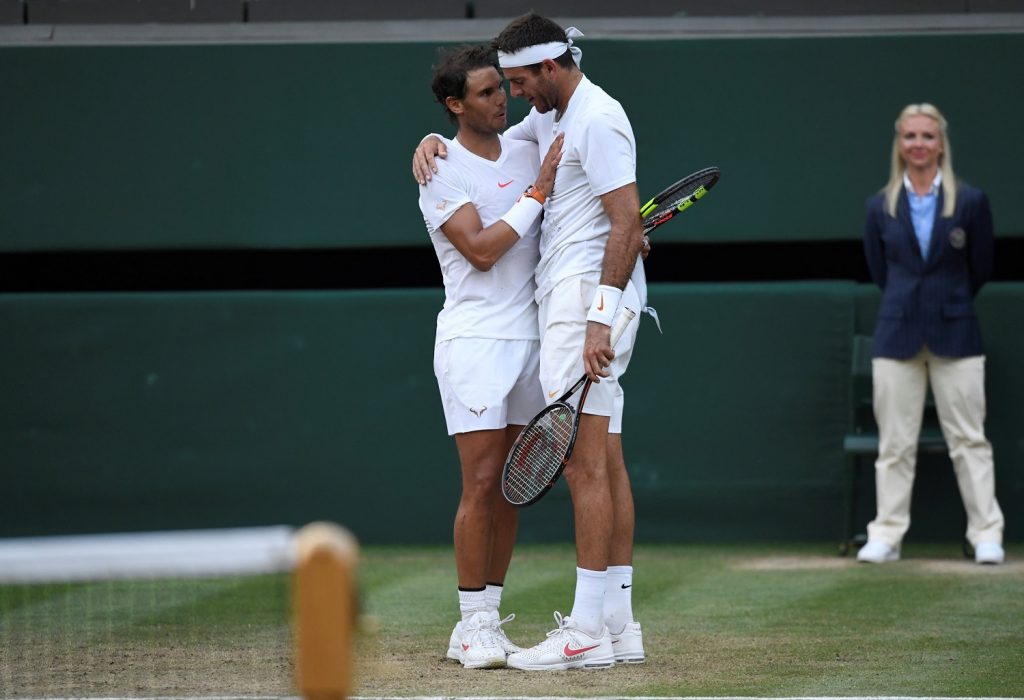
left=497, top=27, right=584, bottom=69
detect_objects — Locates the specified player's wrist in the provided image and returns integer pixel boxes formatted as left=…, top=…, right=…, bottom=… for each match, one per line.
left=523, top=184, right=546, bottom=204
left=500, top=195, right=543, bottom=238
left=586, top=284, right=623, bottom=326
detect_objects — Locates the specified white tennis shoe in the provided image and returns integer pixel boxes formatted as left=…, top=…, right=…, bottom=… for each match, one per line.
left=448, top=611, right=523, bottom=662
left=506, top=612, right=615, bottom=671
left=457, top=611, right=507, bottom=669
left=610, top=621, right=645, bottom=664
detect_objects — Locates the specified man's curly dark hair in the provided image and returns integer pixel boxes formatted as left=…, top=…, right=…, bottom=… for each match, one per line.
left=491, top=12, right=575, bottom=72
left=430, top=44, right=501, bottom=124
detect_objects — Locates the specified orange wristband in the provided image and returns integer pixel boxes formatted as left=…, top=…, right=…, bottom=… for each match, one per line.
left=522, top=184, right=546, bottom=205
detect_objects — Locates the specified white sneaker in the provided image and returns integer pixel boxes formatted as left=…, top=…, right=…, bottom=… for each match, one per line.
left=459, top=611, right=506, bottom=669
left=975, top=541, right=1005, bottom=565
left=446, top=620, right=463, bottom=661
left=506, top=612, right=615, bottom=671
left=610, top=621, right=645, bottom=664
left=857, top=540, right=900, bottom=563
left=489, top=611, right=523, bottom=655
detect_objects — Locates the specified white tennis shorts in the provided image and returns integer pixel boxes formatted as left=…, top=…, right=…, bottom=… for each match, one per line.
left=537, top=272, right=641, bottom=434
left=433, top=337, right=544, bottom=436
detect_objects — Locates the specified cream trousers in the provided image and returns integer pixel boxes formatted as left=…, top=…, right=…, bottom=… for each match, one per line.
left=867, top=348, right=1004, bottom=547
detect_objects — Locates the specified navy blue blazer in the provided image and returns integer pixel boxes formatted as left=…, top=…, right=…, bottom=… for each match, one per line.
left=863, top=182, right=993, bottom=359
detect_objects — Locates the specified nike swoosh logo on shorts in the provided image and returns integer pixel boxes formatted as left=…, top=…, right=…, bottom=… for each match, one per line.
left=498, top=180, right=514, bottom=188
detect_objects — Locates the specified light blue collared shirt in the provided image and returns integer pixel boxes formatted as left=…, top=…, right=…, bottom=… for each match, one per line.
left=904, top=171, right=941, bottom=258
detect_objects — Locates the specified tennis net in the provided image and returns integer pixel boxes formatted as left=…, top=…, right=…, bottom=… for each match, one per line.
left=0, top=524, right=356, bottom=698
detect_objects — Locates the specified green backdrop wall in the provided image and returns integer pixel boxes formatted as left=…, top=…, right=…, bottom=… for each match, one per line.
left=2, top=32, right=1023, bottom=251
left=3, top=30, right=1023, bottom=544
left=3, top=283, right=1022, bottom=543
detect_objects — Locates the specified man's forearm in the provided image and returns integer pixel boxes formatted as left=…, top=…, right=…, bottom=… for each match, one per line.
left=598, top=184, right=643, bottom=290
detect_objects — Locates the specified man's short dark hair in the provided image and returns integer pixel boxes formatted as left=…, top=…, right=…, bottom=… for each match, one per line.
left=491, top=12, right=575, bottom=71
left=431, top=44, right=500, bottom=124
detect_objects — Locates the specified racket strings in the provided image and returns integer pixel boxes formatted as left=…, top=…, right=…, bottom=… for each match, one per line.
left=657, top=176, right=716, bottom=212
left=642, top=168, right=720, bottom=227
left=502, top=406, right=574, bottom=505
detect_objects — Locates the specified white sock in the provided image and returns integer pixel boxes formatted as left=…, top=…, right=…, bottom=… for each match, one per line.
left=458, top=588, right=488, bottom=622
left=484, top=583, right=503, bottom=613
left=604, top=565, right=635, bottom=634
left=568, top=567, right=607, bottom=636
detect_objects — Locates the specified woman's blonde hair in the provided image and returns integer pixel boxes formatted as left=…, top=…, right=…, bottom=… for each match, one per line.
left=884, top=103, right=956, bottom=218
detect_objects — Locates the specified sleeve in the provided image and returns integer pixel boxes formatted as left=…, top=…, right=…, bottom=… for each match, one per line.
left=417, top=158, right=472, bottom=234
left=502, top=112, right=538, bottom=144
left=967, top=189, right=994, bottom=296
left=863, top=195, right=887, bottom=290
left=578, top=106, right=636, bottom=196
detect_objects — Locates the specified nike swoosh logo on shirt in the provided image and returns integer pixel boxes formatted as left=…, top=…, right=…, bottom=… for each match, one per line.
left=498, top=180, right=514, bottom=188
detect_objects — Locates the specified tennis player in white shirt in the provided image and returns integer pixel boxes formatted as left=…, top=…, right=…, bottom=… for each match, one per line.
left=417, top=44, right=564, bottom=670
left=414, top=13, right=649, bottom=671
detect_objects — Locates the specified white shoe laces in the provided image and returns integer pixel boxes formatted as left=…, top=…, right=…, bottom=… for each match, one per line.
left=492, top=613, right=515, bottom=637
left=545, top=611, right=571, bottom=639
left=464, top=613, right=500, bottom=648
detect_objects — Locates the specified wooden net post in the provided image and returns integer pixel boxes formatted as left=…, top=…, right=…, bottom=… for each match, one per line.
left=292, top=522, right=358, bottom=700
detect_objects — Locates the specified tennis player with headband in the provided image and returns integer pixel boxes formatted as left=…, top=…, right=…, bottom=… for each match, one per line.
left=414, top=12, right=649, bottom=671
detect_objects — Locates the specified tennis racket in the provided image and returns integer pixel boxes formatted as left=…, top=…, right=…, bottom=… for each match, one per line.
left=640, top=166, right=720, bottom=235
left=501, top=306, right=637, bottom=507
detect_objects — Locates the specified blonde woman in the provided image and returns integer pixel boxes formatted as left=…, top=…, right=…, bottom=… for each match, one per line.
left=859, top=103, right=1004, bottom=565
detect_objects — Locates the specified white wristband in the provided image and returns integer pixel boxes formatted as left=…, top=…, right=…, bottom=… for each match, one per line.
left=500, top=196, right=543, bottom=238
left=586, top=284, right=623, bottom=326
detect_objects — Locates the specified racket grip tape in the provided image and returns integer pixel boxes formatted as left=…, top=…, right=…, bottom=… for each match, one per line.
left=610, top=306, right=636, bottom=347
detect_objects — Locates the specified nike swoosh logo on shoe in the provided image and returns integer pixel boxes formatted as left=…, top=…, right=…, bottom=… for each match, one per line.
left=620, top=583, right=632, bottom=589
left=462, top=643, right=470, bottom=651
left=563, top=642, right=600, bottom=657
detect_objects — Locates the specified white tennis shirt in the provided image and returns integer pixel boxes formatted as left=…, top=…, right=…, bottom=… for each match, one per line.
left=505, top=75, right=645, bottom=303
left=418, top=134, right=542, bottom=343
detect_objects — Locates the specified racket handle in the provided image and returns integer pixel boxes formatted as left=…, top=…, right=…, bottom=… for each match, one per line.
left=609, top=306, right=636, bottom=347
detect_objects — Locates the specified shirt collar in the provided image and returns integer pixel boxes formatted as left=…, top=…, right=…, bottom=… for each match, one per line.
left=903, top=170, right=942, bottom=196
